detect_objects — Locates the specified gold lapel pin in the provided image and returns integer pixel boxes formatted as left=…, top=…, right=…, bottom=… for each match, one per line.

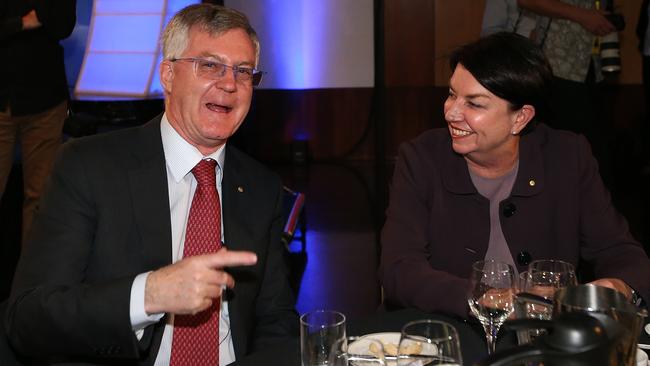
left=528, top=179, right=536, bottom=187
left=237, top=186, right=244, bottom=193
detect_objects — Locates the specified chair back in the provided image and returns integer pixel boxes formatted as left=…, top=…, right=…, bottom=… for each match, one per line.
left=281, top=186, right=306, bottom=248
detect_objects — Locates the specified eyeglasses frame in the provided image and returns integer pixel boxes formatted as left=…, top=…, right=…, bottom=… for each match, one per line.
left=169, top=57, right=265, bottom=87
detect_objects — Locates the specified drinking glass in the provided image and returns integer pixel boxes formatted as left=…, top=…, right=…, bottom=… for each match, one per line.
left=397, top=319, right=463, bottom=366
left=300, top=310, right=346, bottom=366
left=467, top=260, right=516, bottom=354
left=526, top=259, right=577, bottom=299
left=516, top=260, right=577, bottom=344
left=329, top=337, right=386, bottom=366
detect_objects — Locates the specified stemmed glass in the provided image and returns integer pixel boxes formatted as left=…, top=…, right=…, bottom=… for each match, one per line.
left=397, top=319, right=463, bottom=366
left=467, top=260, right=516, bottom=355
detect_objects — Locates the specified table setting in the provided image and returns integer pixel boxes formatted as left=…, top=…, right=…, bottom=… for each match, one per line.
left=233, top=259, right=650, bottom=366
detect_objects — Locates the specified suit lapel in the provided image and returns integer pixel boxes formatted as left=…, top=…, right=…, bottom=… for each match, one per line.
left=221, top=145, right=255, bottom=360
left=128, top=117, right=173, bottom=268
left=222, top=145, right=249, bottom=252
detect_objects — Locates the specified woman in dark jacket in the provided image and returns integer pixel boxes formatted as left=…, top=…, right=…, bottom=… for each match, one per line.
left=380, top=32, right=650, bottom=318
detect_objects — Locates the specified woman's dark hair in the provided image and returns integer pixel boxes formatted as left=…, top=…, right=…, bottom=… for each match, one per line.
left=449, top=32, right=553, bottom=132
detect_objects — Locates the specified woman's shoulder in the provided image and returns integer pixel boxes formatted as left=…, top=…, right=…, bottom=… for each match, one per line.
left=530, top=123, right=590, bottom=152
left=528, top=124, right=595, bottom=174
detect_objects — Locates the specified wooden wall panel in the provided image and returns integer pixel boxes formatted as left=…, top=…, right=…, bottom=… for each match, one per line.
left=384, top=86, right=448, bottom=157
left=384, top=0, right=436, bottom=86
left=233, top=89, right=375, bottom=162
left=433, top=0, right=485, bottom=86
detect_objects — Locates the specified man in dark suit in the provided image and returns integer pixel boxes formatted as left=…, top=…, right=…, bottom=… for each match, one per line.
left=4, top=4, right=298, bottom=365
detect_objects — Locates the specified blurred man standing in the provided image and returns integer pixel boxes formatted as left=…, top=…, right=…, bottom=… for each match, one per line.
left=0, top=0, right=76, bottom=241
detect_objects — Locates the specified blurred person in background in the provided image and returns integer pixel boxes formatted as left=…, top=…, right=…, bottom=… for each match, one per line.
left=481, top=0, right=537, bottom=38
left=0, top=0, right=76, bottom=242
left=517, top=0, right=619, bottom=187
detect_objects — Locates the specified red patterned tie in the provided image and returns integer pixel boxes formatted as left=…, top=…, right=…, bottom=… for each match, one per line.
left=170, top=159, right=222, bottom=366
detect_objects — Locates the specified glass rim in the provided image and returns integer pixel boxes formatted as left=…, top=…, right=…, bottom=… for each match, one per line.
left=299, top=309, right=346, bottom=328
left=528, top=259, right=573, bottom=266
left=472, top=259, right=514, bottom=274
left=528, top=259, right=576, bottom=276
left=400, top=319, right=459, bottom=339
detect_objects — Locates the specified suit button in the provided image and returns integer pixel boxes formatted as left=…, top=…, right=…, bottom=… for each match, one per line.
left=503, top=203, right=517, bottom=217
left=517, top=251, right=532, bottom=266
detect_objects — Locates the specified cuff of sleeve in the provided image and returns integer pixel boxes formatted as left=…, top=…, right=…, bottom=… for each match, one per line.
left=130, top=272, right=164, bottom=331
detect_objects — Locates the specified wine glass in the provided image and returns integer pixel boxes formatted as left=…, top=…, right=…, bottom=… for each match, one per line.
left=397, top=319, right=463, bottom=366
left=467, top=260, right=516, bottom=355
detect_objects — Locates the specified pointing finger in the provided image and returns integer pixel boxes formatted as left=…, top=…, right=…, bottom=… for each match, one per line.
left=201, top=249, right=257, bottom=269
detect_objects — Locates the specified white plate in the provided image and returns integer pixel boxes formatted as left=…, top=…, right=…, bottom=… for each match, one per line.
left=349, top=332, right=401, bottom=366
left=645, top=323, right=650, bottom=337
left=349, top=332, right=446, bottom=366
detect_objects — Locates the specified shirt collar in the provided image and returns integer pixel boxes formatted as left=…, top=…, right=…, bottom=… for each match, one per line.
left=160, top=113, right=226, bottom=183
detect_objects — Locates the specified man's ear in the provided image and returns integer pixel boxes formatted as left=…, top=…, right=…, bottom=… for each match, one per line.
left=512, top=104, right=535, bottom=135
left=160, top=61, right=173, bottom=95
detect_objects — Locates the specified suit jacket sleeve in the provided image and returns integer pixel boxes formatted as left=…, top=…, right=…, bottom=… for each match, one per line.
left=34, top=0, right=77, bottom=40
left=4, top=141, right=143, bottom=360
left=250, top=178, right=299, bottom=351
left=380, top=141, right=471, bottom=318
left=0, top=0, right=76, bottom=41
left=575, top=135, right=650, bottom=302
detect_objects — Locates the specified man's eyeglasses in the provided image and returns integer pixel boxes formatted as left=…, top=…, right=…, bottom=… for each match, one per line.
left=170, top=58, right=264, bottom=86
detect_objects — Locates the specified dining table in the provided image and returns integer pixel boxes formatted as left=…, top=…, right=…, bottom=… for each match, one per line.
left=232, top=307, right=650, bottom=366
left=232, top=308, right=519, bottom=366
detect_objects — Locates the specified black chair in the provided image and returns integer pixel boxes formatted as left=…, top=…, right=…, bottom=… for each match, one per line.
left=281, top=186, right=307, bottom=294
left=281, top=186, right=306, bottom=252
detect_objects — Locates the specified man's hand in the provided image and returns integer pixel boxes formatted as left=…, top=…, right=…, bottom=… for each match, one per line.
left=22, top=10, right=42, bottom=30
left=576, top=9, right=616, bottom=36
left=144, top=248, right=257, bottom=315
left=588, top=278, right=632, bottom=300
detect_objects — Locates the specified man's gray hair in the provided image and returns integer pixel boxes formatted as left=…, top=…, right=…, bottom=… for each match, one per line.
left=161, top=4, right=260, bottom=65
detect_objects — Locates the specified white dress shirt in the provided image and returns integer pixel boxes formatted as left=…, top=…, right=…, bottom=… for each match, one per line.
left=128, top=114, right=235, bottom=365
